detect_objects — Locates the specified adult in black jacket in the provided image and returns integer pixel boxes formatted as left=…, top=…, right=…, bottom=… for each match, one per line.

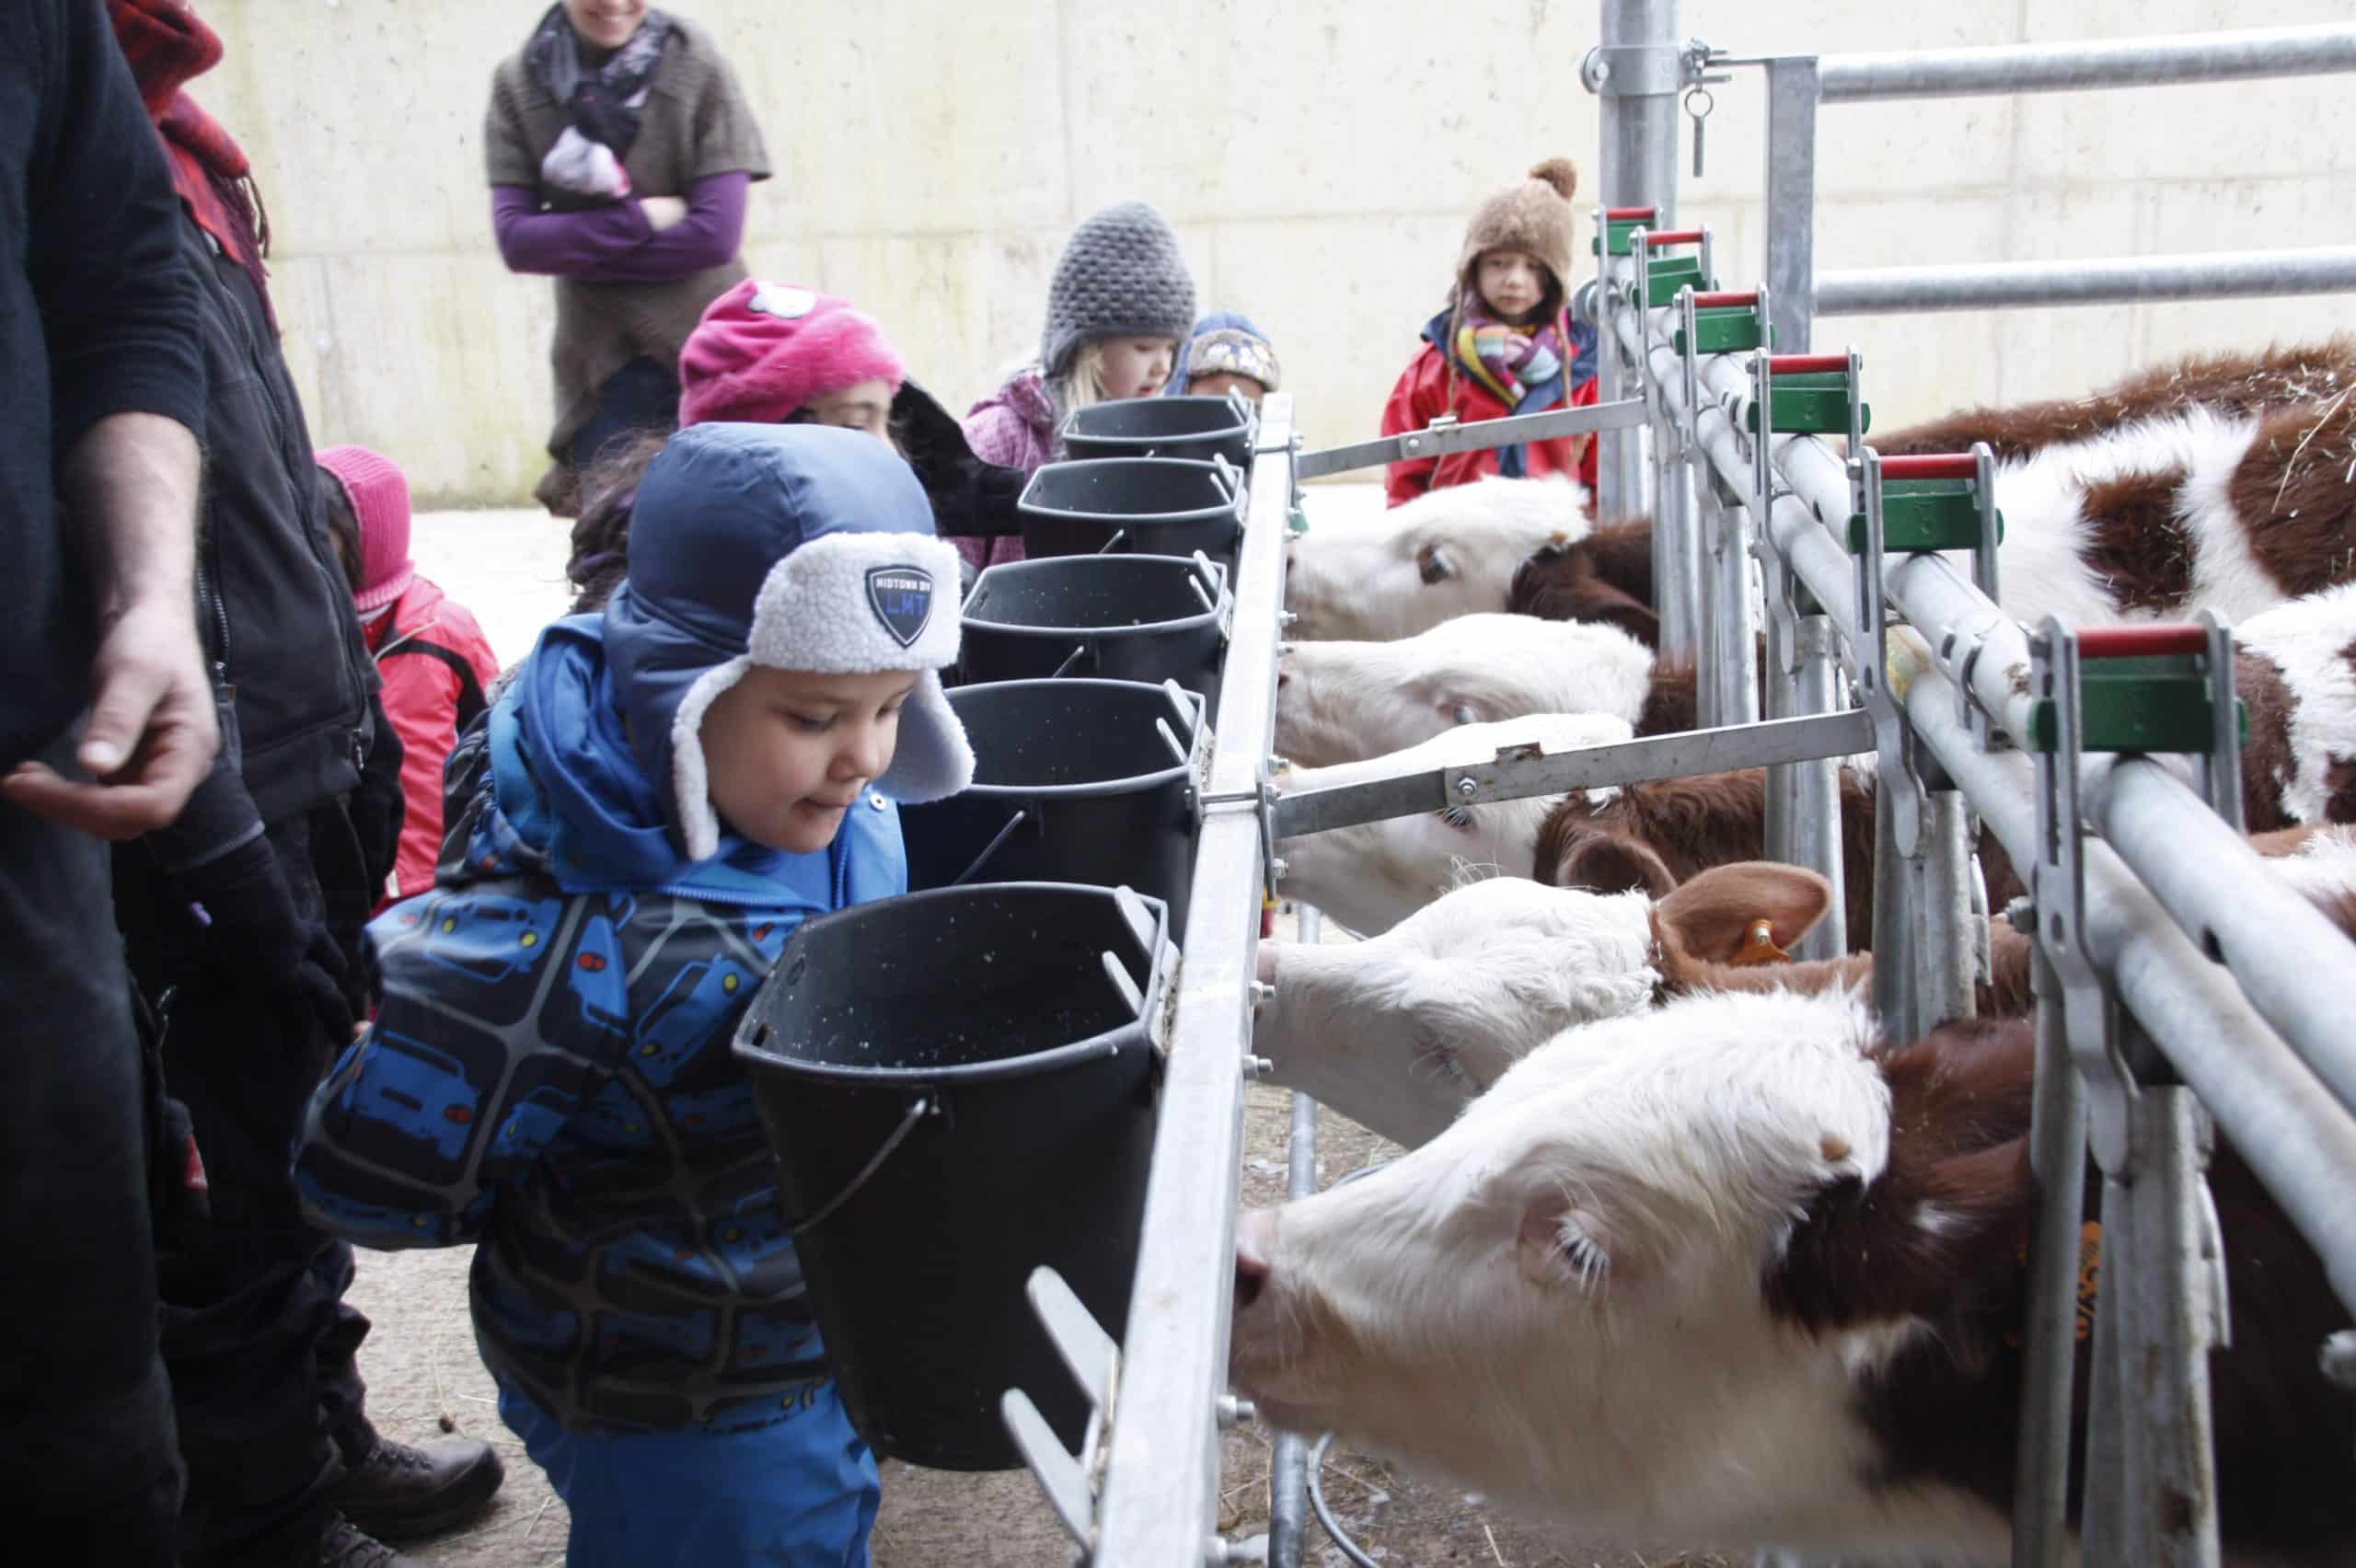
left=105, top=4, right=502, bottom=1565
left=0, top=4, right=215, bottom=1563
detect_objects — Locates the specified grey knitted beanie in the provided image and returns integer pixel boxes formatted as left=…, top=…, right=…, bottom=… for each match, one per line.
left=1039, top=201, right=1198, bottom=380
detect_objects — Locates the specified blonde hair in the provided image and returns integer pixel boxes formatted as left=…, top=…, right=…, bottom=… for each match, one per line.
left=1052, top=340, right=1111, bottom=419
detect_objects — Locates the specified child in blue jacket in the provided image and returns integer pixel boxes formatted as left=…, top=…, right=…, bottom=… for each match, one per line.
left=294, top=422, right=976, bottom=1566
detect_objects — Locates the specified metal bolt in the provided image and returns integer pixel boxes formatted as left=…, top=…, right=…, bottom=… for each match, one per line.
left=1454, top=777, right=1479, bottom=801
left=1216, top=1394, right=1257, bottom=1429
left=1242, top=1055, right=1275, bottom=1081
left=1248, top=982, right=1275, bottom=1010
left=1269, top=858, right=1288, bottom=883
left=1276, top=611, right=1298, bottom=629
left=2002, top=895, right=2035, bottom=930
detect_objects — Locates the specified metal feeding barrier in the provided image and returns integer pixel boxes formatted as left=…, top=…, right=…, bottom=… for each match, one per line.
left=1009, top=7, right=2356, bottom=1564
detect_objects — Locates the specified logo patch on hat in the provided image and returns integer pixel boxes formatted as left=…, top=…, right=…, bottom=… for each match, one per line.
left=749, top=284, right=818, bottom=319
left=865, top=566, right=935, bottom=649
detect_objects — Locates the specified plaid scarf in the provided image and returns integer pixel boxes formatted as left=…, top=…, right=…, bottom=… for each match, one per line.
left=1452, top=309, right=1566, bottom=409
left=524, top=4, right=676, bottom=197
left=108, top=0, right=274, bottom=329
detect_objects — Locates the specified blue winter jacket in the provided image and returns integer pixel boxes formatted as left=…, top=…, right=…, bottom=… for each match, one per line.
left=295, top=614, right=906, bottom=1435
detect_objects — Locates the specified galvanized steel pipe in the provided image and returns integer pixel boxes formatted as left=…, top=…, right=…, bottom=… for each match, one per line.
left=1815, top=247, right=2356, bottom=315
left=1817, top=24, right=2356, bottom=101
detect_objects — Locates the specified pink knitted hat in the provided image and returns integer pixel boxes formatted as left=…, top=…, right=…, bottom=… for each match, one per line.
left=317, top=444, right=413, bottom=612
left=676, top=281, right=907, bottom=429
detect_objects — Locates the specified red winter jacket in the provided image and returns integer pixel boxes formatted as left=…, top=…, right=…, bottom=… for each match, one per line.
left=1379, top=341, right=1600, bottom=507
left=364, top=576, right=502, bottom=909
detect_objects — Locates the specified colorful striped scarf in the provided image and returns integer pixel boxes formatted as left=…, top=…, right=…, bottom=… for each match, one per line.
left=1452, top=312, right=1566, bottom=408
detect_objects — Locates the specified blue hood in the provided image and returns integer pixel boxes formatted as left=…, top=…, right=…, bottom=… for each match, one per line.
left=459, top=614, right=821, bottom=900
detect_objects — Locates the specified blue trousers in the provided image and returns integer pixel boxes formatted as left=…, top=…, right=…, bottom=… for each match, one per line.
left=498, top=1381, right=879, bottom=1567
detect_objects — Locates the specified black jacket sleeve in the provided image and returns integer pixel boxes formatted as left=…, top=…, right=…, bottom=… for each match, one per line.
left=30, top=0, right=204, bottom=456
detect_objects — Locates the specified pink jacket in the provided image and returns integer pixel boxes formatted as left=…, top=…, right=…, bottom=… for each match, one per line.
left=364, top=575, right=502, bottom=908
left=956, top=369, right=1059, bottom=571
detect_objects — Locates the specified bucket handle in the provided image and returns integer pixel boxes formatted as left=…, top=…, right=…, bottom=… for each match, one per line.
left=1208, top=453, right=1242, bottom=508
left=1050, top=640, right=1092, bottom=679
left=1096, top=528, right=1129, bottom=555
left=1185, top=567, right=1219, bottom=619
left=783, top=1095, right=937, bottom=1239
left=1192, top=550, right=1233, bottom=644
left=1153, top=718, right=1190, bottom=772
left=949, top=807, right=1030, bottom=887
left=1160, top=679, right=1200, bottom=745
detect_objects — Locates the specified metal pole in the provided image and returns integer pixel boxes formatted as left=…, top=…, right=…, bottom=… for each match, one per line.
left=1815, top=246, right=2356, bottom=315
left=1818, top=23, right=2356, bottom=101
left=1871, top=782, right=1914, bottom=1038
left=1653, top=423, right=1699, bottom=666
left=1786, top=614, right=1848, bottom=963
left=1917, top=790, right=1977, bottom=1026
left=1761, top=57, right=1819, bottom=353
left=2118, top=1088, right=2226, bottom=1566
left=1594, top=0, right=1680, bottom=525
left=1265, top=902, right=1324, bottom=1568
left=2082, top=1174, right=2129, bottom=1562
left=2012, top=940, right=2088, bottom=1568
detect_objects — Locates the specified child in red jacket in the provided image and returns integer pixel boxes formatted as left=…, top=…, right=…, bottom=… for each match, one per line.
left=1380, top=157, right=1600, bottom=507
left=317, top=444, right=503, bottom=908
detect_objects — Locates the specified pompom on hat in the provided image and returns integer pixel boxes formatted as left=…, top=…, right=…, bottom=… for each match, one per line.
left=1457, top=157, right=1581, bottom=300
left=316, top=444, right=413, bottom=612
left=676, top=281, right=907, bottom=429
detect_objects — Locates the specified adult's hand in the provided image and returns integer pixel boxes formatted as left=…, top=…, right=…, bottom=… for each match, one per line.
left=3, top=596, right=216, bottom=837
left=2, top=410, right=214, bottom=836
left=640, top=194, right=689, bottom=232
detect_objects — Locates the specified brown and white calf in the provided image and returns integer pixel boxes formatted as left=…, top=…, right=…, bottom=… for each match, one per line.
left=1231, top=979, right=2356, bottom=1563
left=1509, top=349, right=2356, bottom=643
left=1285, top=474, right=1589, bottom=642
left=1273, top=714, right=1634, bottom=937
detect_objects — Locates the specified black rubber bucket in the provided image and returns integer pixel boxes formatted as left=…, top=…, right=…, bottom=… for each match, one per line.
left=899, top=678, right=1207, bottom=940
left=961, top=552, right=1230, bottom=710
left=1058, top=392, right=1258, bottom=467
left=1016, top=456, right=1246, bottom=574
left=733, top=881, right=1171, bottom=1471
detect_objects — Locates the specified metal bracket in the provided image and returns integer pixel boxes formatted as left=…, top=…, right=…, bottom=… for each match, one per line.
left=1005, top=1266, right=1121, bottom=1555
left=1292, top=399, right=1646, bottom=479
left=1581, top=40, right=1687, bottom=96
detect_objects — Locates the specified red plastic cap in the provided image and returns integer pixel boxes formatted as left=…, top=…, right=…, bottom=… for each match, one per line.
left=1691, top=291, right=1760, bottom=307
left=1767, top=353, right=1852, bottom=374
left=1605, top=205, right=1659, bottom=219
left=1637, top=228, right=1706, bottom=246
left=2078, top=625, right=2211, bottom=658
left=1878, top=454, right=1978, bottom=479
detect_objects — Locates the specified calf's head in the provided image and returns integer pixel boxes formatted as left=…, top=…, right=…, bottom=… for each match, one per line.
left=1284, top=475, right=1587, bottom=642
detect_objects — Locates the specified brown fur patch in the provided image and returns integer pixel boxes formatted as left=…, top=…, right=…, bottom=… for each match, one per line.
left=1874, top=340, right=2356, bottom=459
left=1634, top=663, right=1700, bottom=737
left=1761, top=1016, right=2356, bottom=1559
left=2235, top=647, right=2300, bottom=834
left=1508, top=517, right=1660, bottom=649
left=2230, top=398, right=2356, bottom=600
left=2075, top=467, right=2195, bottom=615
left=1537, top=766, right=1880, bottom=950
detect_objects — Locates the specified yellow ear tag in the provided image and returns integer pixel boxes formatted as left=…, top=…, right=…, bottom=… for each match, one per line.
left=1727, top=917, right=1791, bottom=967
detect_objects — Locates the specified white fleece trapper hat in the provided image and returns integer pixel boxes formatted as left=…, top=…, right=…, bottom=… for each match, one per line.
left=602, top=422, right=976, bottom=862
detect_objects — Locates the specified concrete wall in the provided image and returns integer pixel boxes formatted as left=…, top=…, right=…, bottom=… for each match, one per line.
left=202, top=0, right=2355, bottom=507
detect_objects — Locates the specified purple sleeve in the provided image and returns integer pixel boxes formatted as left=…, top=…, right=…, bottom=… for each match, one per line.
left=488, top=173, right=748, bottom=282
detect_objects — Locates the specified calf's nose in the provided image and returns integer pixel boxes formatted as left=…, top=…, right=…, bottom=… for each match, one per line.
left=1233, top=1210, right=1275, bottom=1311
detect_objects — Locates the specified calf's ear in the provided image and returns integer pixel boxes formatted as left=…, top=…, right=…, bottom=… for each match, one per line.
left=1655, top=862, right=1832, bottom=962
left=1416, top=541, right=1458, bottom=584
left=1556, top=833, right=1677, bottom=900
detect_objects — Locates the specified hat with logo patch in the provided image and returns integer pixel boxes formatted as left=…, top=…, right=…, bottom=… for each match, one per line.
left=604, top=421, right=973, bottom=861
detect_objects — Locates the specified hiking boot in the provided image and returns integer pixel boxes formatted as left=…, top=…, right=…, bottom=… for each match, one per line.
left=318, top=1515, right=424, bottom=1568
left=325, top=1434, right=505, bottom=1541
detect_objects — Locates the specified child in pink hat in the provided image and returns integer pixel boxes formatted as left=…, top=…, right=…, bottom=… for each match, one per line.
left=566, top=280, right=1023, bottom=613
left=317, top=445, right=503, bottom=908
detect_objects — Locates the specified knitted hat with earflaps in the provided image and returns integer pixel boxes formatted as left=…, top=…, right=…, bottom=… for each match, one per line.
left=1456, top=157, right=1580, bottom=302
left=1039, top=201, right=1197, bottom=381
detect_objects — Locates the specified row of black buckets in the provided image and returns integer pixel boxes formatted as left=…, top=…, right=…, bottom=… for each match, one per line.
left=734, top=394, right=1257, bottom=1469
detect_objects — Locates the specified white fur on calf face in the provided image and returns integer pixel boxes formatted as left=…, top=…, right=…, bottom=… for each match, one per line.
left=1232, top=988, right=1914, bottom=1551
left=1252, top=876, right=1659, bottom=1147
left=1275, top=714, right=1636, bottom=935
left=1274, top=614, right=1655, bottom=769
left=1285, top=475, right=1588, bottom=642
left=2236, top=581, right=2356, bottom=824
